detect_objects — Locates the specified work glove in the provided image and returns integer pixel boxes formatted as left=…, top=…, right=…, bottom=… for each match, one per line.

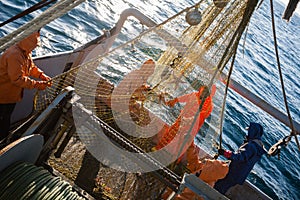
left=39, top=73, right=53, bottom=87
left=141, top=84, right=151, bottom=90
left=39, top=73, right=51, bottom=82
left=218, top=148, right=225, bottom=155
left=35, top=81, right=50, bottom=90
left=165, top=98, right=178, bottom=107
left=218, top=148, right=232, bottom=159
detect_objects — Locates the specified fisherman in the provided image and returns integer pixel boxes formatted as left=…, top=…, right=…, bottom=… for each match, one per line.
left=0, top=30, right=52, bottom=142
left=126, top=59, right=155, bottom=127
left=170, top=158, right=229, bottom=200
left=129, top=83, right=152, bottom=126
left=214, top=122, right=267, bottom=195
left=162, top=143, right=229, bottom=200
left=154, top=85, right=216, bottom=153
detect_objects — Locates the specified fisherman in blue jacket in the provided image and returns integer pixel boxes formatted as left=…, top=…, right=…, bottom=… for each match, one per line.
left=214, top=122, right=267, bottom=195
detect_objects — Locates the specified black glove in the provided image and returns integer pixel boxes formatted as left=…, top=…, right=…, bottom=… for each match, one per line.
left=218, top=148, right=225, bottom=155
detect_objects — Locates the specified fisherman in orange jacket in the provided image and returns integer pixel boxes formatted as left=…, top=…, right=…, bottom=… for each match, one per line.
left=0, top=31, right=51, bottom=142
left=155, top=85, right=216, bottom=153
left=168, top=159, right=229, bottom=200
left=161, top=138, right=228, bottom=200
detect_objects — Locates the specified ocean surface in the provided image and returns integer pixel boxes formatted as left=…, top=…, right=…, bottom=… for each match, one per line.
left=0, top=0, right=299, bottom=199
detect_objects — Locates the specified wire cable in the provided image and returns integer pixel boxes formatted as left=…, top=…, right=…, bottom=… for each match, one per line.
left=0, top=162, right=85, bottom=200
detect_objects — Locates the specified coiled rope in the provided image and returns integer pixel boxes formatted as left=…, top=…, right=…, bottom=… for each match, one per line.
left=0, top=0, right=86, bottom=53
left=0, top=162, right=85, bottom=200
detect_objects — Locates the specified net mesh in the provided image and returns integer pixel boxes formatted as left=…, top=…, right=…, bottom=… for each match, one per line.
left=34, top=0, right=259, bottom=199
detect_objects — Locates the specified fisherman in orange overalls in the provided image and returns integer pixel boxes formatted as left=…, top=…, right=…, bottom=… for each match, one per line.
left=162, top=143, right=229, bottom=200
left=0, top=31, right=52, bottom=142
left=154, top=85, right=216, bottom=160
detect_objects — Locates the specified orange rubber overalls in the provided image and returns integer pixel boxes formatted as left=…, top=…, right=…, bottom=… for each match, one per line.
left=155, top=85, right=216, bottom=153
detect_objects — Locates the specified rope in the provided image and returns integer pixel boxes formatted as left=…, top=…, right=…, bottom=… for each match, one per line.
left=0, top=0, right=57, bottom=28
left=212, top=0, right=259, bottom=157
left=269, top=0, right=300, bottom=150
left=0, top=162, right=85, bottom=200
left=0, top=0, right=86, bottom=53
left=215, top=46, right=238, bottom=159
left=32, top=1, right=262, bottom=156
left=32, top=1, right=208, bottom=111
left=10, top=0, right=266, bottom=198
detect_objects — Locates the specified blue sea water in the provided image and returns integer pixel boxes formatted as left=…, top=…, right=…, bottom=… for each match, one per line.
left=0, top=0, right=299, bottom=200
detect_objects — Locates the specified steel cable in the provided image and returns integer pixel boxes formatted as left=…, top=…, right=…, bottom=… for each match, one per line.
left=0, top=162, right=85, bottom=200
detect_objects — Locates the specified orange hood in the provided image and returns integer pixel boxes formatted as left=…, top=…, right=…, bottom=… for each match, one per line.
left=18, top=32, right=40, bottom=54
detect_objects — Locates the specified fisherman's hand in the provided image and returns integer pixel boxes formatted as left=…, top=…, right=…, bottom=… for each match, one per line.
left=218, top=148, right=232, bottom=159
left=218, top=148, right=225, bottom=155
left=39, top=73, right=51, bottom=82
left=142, top=84, right=151, bottom=91
left=35, top=81, right=50, bottom=90
left=166, top=98, right=178, bottom=107
left=39, top=73, right=53, bottom=87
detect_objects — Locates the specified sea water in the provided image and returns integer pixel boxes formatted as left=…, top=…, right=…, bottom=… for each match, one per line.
left=0, top=0, right=299, bottom=199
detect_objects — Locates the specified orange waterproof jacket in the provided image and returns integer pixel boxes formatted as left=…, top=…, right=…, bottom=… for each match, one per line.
left=0, top=32, right=43, bottom=103
left=162, top=158, right=229, bottom=200
left=155, top=85, right=216, bottom=150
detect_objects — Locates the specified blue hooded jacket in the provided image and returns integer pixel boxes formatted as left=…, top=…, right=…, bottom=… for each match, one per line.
left=214, top=122, right=267, bottom=194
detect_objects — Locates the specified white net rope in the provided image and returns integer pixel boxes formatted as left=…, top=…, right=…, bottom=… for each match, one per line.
left=0, top=0, right=86, bottom=53
left=35, top=0, right=254, bottom=151
left=33, top=0, right=258, bottom=198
